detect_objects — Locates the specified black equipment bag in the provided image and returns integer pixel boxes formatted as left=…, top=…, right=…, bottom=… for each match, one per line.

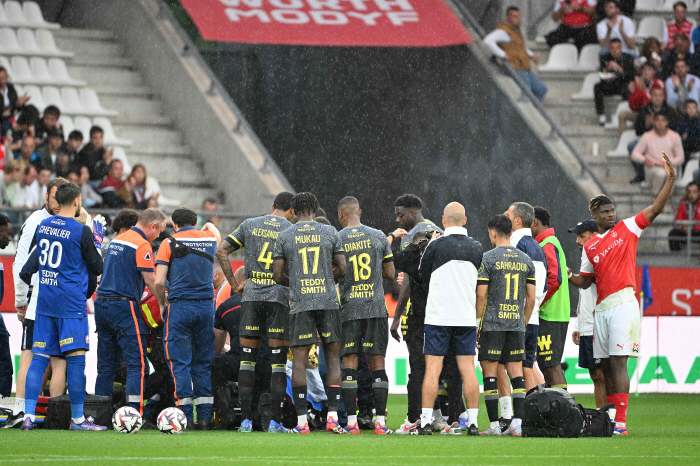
left=522, top=384, right=584, bottom=438
left=44, top=394, right=112, bottom=430
left=578, top=403, right=615, bottom=437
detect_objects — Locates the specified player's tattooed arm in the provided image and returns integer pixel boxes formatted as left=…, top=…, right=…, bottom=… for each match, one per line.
left=216, top=241, right=240, bottom=291
left=475, top=284, right=488, bottom=320
left=643, top=152, right=676, bottom=223
left=523, top=283, right=536, bottom=323
left=272, top=257, right=289, bottom=286
left=333, top=252, right=347, bottom=282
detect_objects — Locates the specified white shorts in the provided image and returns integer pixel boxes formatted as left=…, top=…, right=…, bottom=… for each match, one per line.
left=593, top=300, right=641, bottom=359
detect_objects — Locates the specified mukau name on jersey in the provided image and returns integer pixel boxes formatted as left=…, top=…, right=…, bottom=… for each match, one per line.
left=295, top=234, right=320, bottom=244
left=38, top=225, right=71, bottom=239
left=300, top=278, right=327, bottom=294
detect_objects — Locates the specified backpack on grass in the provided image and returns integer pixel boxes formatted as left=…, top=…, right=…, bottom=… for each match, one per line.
left=44, top=394, right=112, bottom=430
left=522, top=384, right=584, bottom=438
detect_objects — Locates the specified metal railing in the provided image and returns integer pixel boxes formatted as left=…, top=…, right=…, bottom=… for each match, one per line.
left=448, top=0, right=610, bottom=197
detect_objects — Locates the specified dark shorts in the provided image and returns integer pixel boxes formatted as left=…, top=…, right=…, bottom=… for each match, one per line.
left=340, top=317, right=388, bottom=358
left=536, top=320, right=568, bottom=369
left=578, top=335, right=601, bottom=370
left=289, top=309, right=341, bottom=347
left=479, top=331, right=525, bottom=363
left=33, top=314, right=89, bottom=356
left=21, top=318, right=35, bottom=351
left=239, top=301, right=290, bottom=341
left=423, top=324, right=477, bottom=357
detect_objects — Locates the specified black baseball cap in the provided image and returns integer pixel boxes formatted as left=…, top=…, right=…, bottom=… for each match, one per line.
left=568, top=219, right=598, bottom=235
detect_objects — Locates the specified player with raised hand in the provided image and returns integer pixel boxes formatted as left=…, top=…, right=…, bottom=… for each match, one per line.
left=272, top=192, right=347, bottom=434
left=336, top=196, right=396, bottom=434
left=568, top=153, right=676, bottom=436
left=215, top=192, right=294, bottom=433
left=18, top=183, right=106, bottom=431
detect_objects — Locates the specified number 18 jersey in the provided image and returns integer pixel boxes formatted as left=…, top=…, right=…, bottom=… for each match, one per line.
left=226, top=214, right=292, bottom=306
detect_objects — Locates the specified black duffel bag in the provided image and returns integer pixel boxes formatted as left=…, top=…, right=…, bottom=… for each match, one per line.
left=578, top=403, right=615, bottom=437
left=522, top=384, right=584, bottom=438
left=44, top=394, right=112, bottom=430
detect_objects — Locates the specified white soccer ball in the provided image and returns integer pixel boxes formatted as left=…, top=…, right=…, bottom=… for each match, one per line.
left=157, top=407, right=187, bottom=434
left=112, top=406, right=143, bottom=434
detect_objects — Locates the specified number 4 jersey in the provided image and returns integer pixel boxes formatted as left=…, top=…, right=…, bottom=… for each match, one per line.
left=19, top=216, right=104, bottom=318
left=337, top=224, right=393, bottom=322
left=226, top=214, right=292, bottom=306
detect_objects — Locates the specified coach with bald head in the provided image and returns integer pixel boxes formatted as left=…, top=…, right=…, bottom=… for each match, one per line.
left=415, top=202, right=484, bottom=435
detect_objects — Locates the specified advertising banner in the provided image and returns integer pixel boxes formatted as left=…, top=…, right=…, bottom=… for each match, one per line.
left=178, top=0, right=473, bottom=47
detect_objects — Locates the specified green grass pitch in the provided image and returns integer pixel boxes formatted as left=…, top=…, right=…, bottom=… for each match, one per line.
left=4, top=394, right=699, bottom=465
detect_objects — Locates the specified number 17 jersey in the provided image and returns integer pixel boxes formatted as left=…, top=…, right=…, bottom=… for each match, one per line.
left=226, top=214, right=292, bottom=306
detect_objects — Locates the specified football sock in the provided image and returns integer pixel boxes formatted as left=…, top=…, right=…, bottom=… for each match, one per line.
left=459, top=411, right=469, bottom=421
left=292, top=384, right=308, bottom=424
left=326, top=385, right=341, bottom=419
left=484, top=377, right=499, bottom=423
left=511, top=376, right=526, bottom=422
left=297, top=414, right=307, bottom=426
left=66, top=354, right=86, bottom=424
left=238, top=345, right=259, bottom=421
left=372, top=370, right=389, bottom=423
left=511, top=418, right=522, bottom=428
left=607, top=395, right=617, bottom=422
left=348, top=414, right=357, bottom=425
left=432, top=408, right=442, bottom=421
left=490, top=421, right=499, bottom=429
left=467, top=409, right=479, bottom=427
left=420, top=408, right=432, bottom=428
left=614, top=393, right=629, bottom=426
left=499, top=395, right=513, bottom=419
left=552, top=384, right=568, bottom=390
left=341, top=368, right=358, bottom=422
left=270, top=347, right=288, bottom=423
left=377, top=415, right=386, bottom=425
left=13, top=397, right=24, bottom=415
left=24, top=354, right=49, bottom=422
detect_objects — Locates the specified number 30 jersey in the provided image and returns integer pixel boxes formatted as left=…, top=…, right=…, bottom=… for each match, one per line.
left=337, top=224, right=393, bottom=322
left=274, top=221, right=342, bottom=314
left=226, top=214, right=292, bottom=306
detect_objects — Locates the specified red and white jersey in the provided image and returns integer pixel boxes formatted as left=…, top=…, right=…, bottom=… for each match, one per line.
left=580, top=212, right=650, bottom=305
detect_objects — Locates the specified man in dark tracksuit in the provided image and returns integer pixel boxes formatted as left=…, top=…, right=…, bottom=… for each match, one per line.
left=0, top=215, right=13, bottom=398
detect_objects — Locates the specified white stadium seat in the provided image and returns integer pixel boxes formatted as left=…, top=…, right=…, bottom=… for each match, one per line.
left=0, top=56, right=11, bottom=75
left=636, top=0, right=661, bottom=10
left=680, top=159, right=699, bottom=184
left=0, top=28, right=22, bottom=54
left=605, top=101, right=632, bottom=130
left=29, top=57, right=56, bottom=85
left=42, top=85, right=64, bottom=109
left=576, top=44, right=601, bottom=71
left=80, top=88, right=118, bottom=116
left=636, top=17, right=666, bottom=41
left=22, top=84, right=46, bottom=111
left=48, top=58, right=85, bottom=86
left=60, top=115, right=75, bottom=136
left=34, top=29, right=72, bottom=57
left=112, top=146, right=132, bottom=176
left=4, top=2, right=26, bottom=25
left=74, top=116, right=93, bottom=139
left=0, top=4, right=9, bottom=27
left=93, top=117, right=132, bottom=146
left=571, top=72, right=601, bottom=100
left=61, top=87, right=86, bottom=115
left=23, top=1, right=60, bottom=29
left=608, top=129, right=637, bottom=157
left=9, top=56, right=34, bottom=83
left=539, top=44, right=578, bottom=71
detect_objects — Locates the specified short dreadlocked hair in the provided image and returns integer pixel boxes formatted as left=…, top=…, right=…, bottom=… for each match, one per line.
left=589, top=194, right=614, bottom=213
left=292, top=192, right=319, bottom=217
left=394, top=194, right=423, bottom=210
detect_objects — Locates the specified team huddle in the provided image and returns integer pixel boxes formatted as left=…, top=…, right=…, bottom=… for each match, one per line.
left=5, top=152, right=676, bottom=435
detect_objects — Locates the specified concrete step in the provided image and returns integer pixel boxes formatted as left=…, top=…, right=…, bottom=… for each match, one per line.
left=69, top=55, right=135, bottom=68
left=159, top=185, right=217, bottom=207
left=67, top=65, right=143, bottom=87
left=114, top=125, right=183, bottom=147
left=113, top=114, right=172, bottom=126
left=100, top=95, right=163, bottom=117
left=127, top=153, right=203, bottom=183
left=53, top=28, right=115, bottom=41
left=562, top=125, right=619, bottom=156
left=539, top=72, right=596, bottom=102
left=54, top=36, right=123, bottom=58
left=132, top=145, right=192, bottom=157
left=91, top=84, right=152, bottom=98
left=585, top=155, right=638, bottom=183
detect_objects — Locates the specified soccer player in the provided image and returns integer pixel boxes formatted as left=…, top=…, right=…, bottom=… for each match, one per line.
left=155, top=208, right=220, bottom=430
left=476, top=214, right=536, bottom=436
left=272, top=192, right=347, bottom=434
left=18, top=182, right=106, bottom=430
left=568, top=219, right=606, bottom=408
left=6, top=177, right=68, bottom=428
left=215, top=191, right=294, bottom=433
left=416, top=202, right=483, bottom=436
left=531, top=206, right=570, bottom=388
left=0, top=214, right=14, bottom=399
left=336, top=196, right=396, bottom=434
left=568, top=153, right=676, bottom=435
left=93, top=208, right=167, bottom=416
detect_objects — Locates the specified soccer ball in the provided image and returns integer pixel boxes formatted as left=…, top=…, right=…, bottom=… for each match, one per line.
left=157, top=407, right=187, bottom=434
left=112, top=406, right=143, bottom=434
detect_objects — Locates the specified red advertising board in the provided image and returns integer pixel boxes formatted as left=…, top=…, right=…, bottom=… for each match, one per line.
left=635, top=267, right=700, bottom=316
left=178, top=0, right=472, bottom=47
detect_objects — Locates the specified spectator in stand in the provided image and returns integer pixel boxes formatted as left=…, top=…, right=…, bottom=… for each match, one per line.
left=545, top=0, right=598, bottom=52
left=484, top=6, right=547, bottom=101
left=14, top=136, right=42, bottom=168
left=9, top=106, right=39, bottom=153
left=0, top=160, right=22, bottom=207
left=661, top=34, right=699, bottom=79
left=632, top=112, right=684, bottom=197
left=37, top=167, right=50, bottom=200
left=98, top=159, right=131, bottom=208
left=636, top=37, right=663, bottom=75
left=664, top=2, right=695, bottom=53
left=78, top=165, right=102, bottom=209
left=54, top=152, right=72, bottom=179
left=58, top=130, right=83, bottom=160
left=197, top=197, right=221, bottom=229
left=669, top=181, right=700, bottom=250
left=597, top=0, right=636, bottom=56
left=0, top=67, right=30, bottom=136
left=16, top=164, right=40, bottom=208
left=33, top=105, right=61, bottom=147
left=36, top=127, right=64, bottom=173
left=619, top=62, right=665, bottom=135
left=665, top=59, right=700, bottom=112
left=126, top=164, right=157, bottom=209
left=66, top=170, right=80, bottom=185
left=596, top=0, right=634, bottom=17
left=595, top=39, right=635, bottom=125
left=75, top=126, right=112, bottom=187
left=677, top=99, right=700, bottom=169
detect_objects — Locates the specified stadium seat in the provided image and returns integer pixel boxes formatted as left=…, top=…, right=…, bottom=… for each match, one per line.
left=22, top=84, right=46, bottom=110
left=4, top=2, right=27, bottom=26
left=539, top=44, right=578, bottom=71
left=0, top=56, right=11, bottom=75
left=607, top=129, right=637, bottom=157
left=10, top=56, right=35, bottom=84
left=61, top=87, right=86, bottom=115
left=680, top=158, right=699, bottom=184
left=0, top=4, right=9, bottom=28
left=576, top=44, right=601, bottom=71
left=636, top=17, right=666, bottom=41
left=74, top=116, right=92, bottom=138
left=112, top=146, right=132, bottom=176
left=48, top=58, right=85, bottom=86
left=0, top=28, right=22, bottom=54
left=60, top=115, right=75, bottom=136
left=29, top=57, right=56, bottom=85
left=571, top=72, right=601, bottom=100
left=42, top=86, right=64, bottom=109
left=536, top=15, right=558, bottom=44
left=34, top=29, right=72, bottom=57
left=80, top=88, right=118, bottom=116
left=146, top=176, right=181, bottom=207
left=636, top=0, right=661, bottom=10
left=23, top=2, right=60, bottom=29
left=605, top=101, right=632, bottom=130
left=93, top=117, right=133, bottom=146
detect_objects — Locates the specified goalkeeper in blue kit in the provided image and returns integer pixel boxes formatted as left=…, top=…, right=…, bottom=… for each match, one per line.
left=18, top=183, right=106, bottom=431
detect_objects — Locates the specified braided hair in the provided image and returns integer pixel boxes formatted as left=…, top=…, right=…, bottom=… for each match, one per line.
left=291, top=192, right=319, bottom=217
left=589, top=194, right=613, bottom=213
